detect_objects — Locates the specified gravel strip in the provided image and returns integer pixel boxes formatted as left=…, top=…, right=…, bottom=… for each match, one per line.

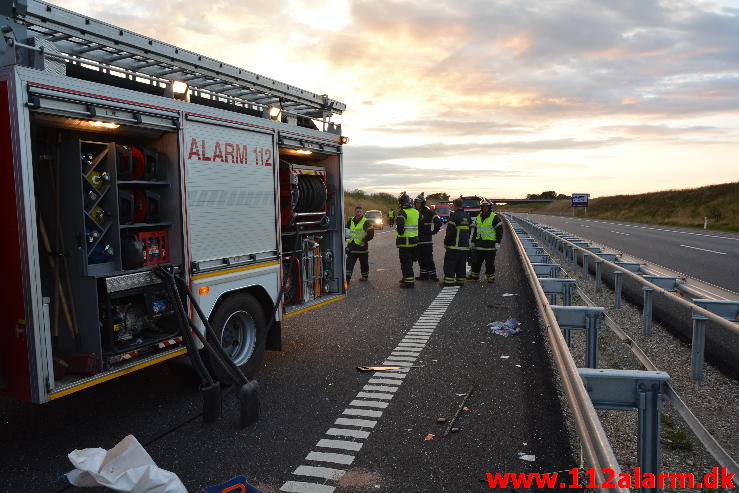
left=522, top=226, right=738, bottom=492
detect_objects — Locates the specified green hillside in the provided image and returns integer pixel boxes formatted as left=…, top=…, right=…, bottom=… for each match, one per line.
left=498, top=182, right=739, bottom=232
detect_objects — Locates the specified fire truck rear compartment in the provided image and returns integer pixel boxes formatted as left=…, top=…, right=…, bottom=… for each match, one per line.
left=31, top=114, right=184, bottom=383
left=278, top=150, right=343, bottom=306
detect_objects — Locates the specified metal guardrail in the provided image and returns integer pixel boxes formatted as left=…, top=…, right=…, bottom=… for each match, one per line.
left=515, top=215, right=739, bottom=382
left=504, top=216, right=629, bottom=493
left=515, top=215, right=739, bottom=337
left=508, top=214, right=739, bottom=480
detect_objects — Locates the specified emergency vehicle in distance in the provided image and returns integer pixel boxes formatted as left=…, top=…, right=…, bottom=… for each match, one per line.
left=432, top=202, right=451, bottom=223
left=1, top=0, right=348, bottom=403
left=461, top=196, right=482, bottom=219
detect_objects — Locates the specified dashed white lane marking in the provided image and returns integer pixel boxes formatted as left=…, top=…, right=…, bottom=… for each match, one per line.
left=680, top=244, right=727, bottom=255
left=280, top=286, right=459, bottom=492
left=363, top=385, right=398, bottom=392
left=293, top=465, right=346, bottom=480
left=349, top=399, right=389, bottom=409
left=317, top=439, right=363, bottom=451
left=611, top=230, right=631, bottom=236
left=305, top=451, right=355, bottom=465
left=343, top=408, right=383, bottom=418
left=335, top=417, right=376, bottom=428
left=356, top=392, right=394, bottom=400
left=326, top=428, right=371, bottom=439
left=281, top=481, right=336, bottom=493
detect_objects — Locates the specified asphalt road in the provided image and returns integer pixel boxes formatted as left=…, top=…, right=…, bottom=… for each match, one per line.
left=0, top=227, right=577, bottom=492
left=522, top=214, right=739, bottom=294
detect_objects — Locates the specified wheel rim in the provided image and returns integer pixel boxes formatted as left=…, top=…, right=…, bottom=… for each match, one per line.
left=220, top=310, right=257, bottom=366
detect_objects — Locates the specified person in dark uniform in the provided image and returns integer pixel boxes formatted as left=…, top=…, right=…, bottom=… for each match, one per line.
left=468, top=198, right=503, bottom=282
left=441, top=198, right=470, bottom=287
left=413, top=192, right=441, bottom=281
left=395, top=192, right=419, bottom=288
left=388, top=209, right=395, bottom=227
left=345, top=205, right=374, bottom=283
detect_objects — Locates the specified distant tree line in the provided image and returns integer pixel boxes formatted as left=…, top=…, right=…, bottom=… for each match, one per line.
left=525, top=191, right=571, bottom=200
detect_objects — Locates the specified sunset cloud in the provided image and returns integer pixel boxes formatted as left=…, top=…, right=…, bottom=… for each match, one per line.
left=56, top=0, right=739, bottom=196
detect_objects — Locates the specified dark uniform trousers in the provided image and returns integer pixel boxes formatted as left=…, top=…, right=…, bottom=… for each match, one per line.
left=416, top=243, right=437, bottom=278
left=443, top=249, right=468, bottom=285
left=470, top=249, right=497, bottom=278
left=346, top=249, right=369, bottom=281
left=398, top=247, right=415, bottom=283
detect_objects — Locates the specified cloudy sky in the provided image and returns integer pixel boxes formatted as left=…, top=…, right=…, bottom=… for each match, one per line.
left=58, top=0, right=739, bottom=198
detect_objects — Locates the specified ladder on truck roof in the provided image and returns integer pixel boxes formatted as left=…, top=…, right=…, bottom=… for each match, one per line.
left=13, top=0, right=345, bottom=119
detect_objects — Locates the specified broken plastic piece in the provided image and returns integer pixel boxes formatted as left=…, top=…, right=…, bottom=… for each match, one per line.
left=425, top=434, right=434, bottom=440
left=463, top=407, right=470, bottom=412
left=436, top=417, right=447, bottom=424
left=518, top=452, right=536, bottom=462
left=451, top=427, right=460, bottom=433
left=502, top=293, right=518, bottom=297
left=357, top=366, right=402, bottom=372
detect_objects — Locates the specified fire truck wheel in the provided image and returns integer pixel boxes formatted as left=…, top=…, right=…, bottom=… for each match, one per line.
left=208, top=293, right=266, bottom=380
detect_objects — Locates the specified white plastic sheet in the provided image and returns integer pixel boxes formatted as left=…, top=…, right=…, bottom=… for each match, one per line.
left=66, top=435, right=187, bottom=492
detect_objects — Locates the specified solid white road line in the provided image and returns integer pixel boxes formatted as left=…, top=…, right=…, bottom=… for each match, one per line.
left=680, top=244, right=727, bottom=255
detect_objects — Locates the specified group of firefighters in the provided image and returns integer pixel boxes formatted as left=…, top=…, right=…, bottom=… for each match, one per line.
left=345, top=193, right=503, bottom=288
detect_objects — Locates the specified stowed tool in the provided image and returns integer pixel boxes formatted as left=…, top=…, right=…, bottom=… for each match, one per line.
left=155, top=266, right=259, bottom=428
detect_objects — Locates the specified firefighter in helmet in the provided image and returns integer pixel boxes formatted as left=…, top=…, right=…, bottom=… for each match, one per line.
left=395, top=191, right=420, bottom=288
left=413, top=192, right=441, bottom=281
left=468, top=198, right=503, bottom=282
left=440, top=197, right=471, bottom=287
left=345, top=205, right=374, bottom=283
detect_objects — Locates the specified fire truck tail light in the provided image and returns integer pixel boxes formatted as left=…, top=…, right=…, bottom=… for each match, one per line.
left=198, top=286, right=210, bottom=295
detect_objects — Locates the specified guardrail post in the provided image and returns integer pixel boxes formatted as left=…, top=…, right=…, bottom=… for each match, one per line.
left=582, top=253, right=590, bottom=279
left=613, top=271, right=623, bottom=308
left=551, top=306, right=604, bottom=367
left=594, top=260, right=603, bottom=292
left=691, top=312, right=707, bottom=381
left=643, top=287, right=654, bottom=336
left=579, top=369, right=670, bottom=493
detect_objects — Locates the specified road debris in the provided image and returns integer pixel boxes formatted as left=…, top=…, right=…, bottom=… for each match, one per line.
left=518, top=452, right=536, bottom=462
left=444, top=384, right=476, bottom=437
left=502, top=293, right=518, bottom=297
left=425, top=434, right=435, bottom=440
left=451, top=427, right=460, bottom=433
left=500, top=355, right=510, bottom=359
left=65, top=435, right=186, bottom=492
left=357, top=366, right=402, bottom=372
left=436, top=417, right=447, bottom=424
left=488, top=319, right=521, bottom=337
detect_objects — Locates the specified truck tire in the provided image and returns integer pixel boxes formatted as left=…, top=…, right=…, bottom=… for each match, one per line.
left=207, top=293, right=267, bottom=381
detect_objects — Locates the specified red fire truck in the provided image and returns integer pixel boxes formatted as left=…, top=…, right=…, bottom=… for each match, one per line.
left=1, top=0, right=348, bottom=403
